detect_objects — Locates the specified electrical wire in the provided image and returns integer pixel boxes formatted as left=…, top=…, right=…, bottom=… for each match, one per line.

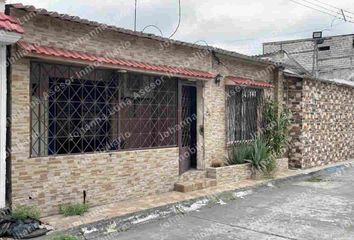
left=299, top=0, right=354, bottom=20
left=169, top=0, right=181, bottom=38
left=311, top=0, right=354, bottom=15
left=288, top=0, right=354, bottom=23
left=142, top=25, right=164, bottom=36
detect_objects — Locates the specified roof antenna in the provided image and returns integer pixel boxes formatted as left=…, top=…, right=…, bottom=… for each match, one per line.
left=134, top=0, right=137, bottom=31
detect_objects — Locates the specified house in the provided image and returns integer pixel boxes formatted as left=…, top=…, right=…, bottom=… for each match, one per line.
left=0, top=3, right=282, bottom=216
left=263, top=33, right=354, bottom=81
left=259, top=49, right=354, bottom=169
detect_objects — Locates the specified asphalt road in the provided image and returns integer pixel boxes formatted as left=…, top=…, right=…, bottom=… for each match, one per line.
left=101, top=166, right=354, bottom=240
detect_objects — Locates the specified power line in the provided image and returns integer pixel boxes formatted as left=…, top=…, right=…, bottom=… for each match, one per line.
left=300, top=0, right=354, bottom=20
left=311, top=0, right=354, bottom=15
left=169, top=0, right=181, bottom=38
left=288, top=0, right=354, bottom=23
left=142, top=25, right=164, bottom=36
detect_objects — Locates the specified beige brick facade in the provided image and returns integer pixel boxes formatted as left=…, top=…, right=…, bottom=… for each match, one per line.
left=8, top=8, right=277, bottom=216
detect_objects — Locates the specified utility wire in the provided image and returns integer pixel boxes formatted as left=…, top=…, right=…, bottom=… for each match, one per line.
left=311, top=0, right=354, bottom=15
left=288, top=0, right=354, bottom=23
left=142, top=25, right=164, bottom=36
left=169, top=0, right=181, bottom=38
left=299, top=0, right=354, bottom=20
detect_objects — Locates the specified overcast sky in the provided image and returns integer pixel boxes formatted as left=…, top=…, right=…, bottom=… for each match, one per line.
left=7, top=0, right=354, bottom=55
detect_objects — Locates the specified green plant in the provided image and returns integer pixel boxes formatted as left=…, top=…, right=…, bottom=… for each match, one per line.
left=59, top=203, right=89, bottom=217
left=12, top=205, right=41, bottom=221
left=225, top=143, right=253, bottom=165
left=264, top=155, right=277, bottom=177
left=263, top=100, right=292, bottom=158
left=246, top=137, right=273, bottom=177
left=52, top=235, right=78, bottom=240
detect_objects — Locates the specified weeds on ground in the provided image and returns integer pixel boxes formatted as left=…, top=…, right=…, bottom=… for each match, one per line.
left=52, top=234, right=78, bottom=240
left=12, top=205, right=41, bottom=221
left=59, top=203, right=89, bottom=217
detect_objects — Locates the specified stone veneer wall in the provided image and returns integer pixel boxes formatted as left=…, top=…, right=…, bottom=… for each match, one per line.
left=206, top=164, right=251, bottom=184
left=301, top=78, right=354, bottom=168
left=285, top=76, right=354, bottom=168
left=10, top=59, right=180, bottom=217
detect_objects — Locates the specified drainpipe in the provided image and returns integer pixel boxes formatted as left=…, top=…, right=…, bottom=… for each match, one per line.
left=0, top=0, right=22, bottom=208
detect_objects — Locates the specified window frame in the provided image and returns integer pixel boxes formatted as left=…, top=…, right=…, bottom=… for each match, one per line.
left=29, top=61, right=179, bottom=158
left=226, top=86, right=264, bottom=145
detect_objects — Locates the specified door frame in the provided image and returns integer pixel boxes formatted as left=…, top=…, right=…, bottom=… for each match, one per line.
left=178, top=80, right=197, bottom=175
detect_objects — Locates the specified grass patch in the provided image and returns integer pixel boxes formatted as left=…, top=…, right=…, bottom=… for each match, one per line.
left=52, top=235, right=78, bottom=240
left=306, top=176, right=324, bottom=182
left=59, top=203, right=89, bottom=217
left=12, top=205, right=41, bottom=221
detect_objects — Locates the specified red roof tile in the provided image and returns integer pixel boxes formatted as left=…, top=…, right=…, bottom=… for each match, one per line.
left=18, top=41, right=214, bottom=80
left=226, top=76, right=273, bottom=88
left=0, top=12, right=24, bottom=34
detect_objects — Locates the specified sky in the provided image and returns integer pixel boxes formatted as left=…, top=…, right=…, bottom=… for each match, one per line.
left=7, top=0, right=354, bottom=55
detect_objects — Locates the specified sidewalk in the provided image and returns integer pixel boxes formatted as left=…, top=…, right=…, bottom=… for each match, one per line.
left=41, top=160, right=354, bottom=235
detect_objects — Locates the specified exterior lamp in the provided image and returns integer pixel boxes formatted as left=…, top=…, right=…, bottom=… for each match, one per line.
left=214, top=74, right=223, bottom=86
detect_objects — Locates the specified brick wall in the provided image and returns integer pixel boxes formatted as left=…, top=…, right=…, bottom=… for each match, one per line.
left=283, top=76, right=303, bottom=168
left=301, top=78, right=354, bottom=168
left=285, top=75, right=354, bottom=168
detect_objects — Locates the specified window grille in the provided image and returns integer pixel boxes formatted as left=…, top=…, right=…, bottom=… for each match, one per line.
left=30, top=62, right=177, bottom=157
left=226, top=86, right=264, bottom=144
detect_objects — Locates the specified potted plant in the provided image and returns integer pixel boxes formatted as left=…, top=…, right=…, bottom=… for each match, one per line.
left=207, top=144, right=253, bottom=184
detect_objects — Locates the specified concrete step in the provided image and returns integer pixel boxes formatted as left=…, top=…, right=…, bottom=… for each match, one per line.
left=174, top=178, right=217, bottom=193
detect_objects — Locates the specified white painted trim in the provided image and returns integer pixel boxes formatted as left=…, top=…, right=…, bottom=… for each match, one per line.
left=0, top=31, right=22, bottom=45
left=0, top=45, right=6, bottom=208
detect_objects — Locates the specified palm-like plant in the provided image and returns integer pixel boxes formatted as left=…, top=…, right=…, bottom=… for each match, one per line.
left=225, top=143, right=253, bottom=166
left=246, top=137, right=273, bottom=178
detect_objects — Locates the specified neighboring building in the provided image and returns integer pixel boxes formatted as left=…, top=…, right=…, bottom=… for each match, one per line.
left=263, top=33, right=354, bottom=81
left=2, top=3, right=280, bottom=216
left=259, top=50, right=354, bottom=169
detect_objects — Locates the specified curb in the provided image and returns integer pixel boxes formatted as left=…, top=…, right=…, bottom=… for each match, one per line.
left=40, top=161, right=353, bottom=240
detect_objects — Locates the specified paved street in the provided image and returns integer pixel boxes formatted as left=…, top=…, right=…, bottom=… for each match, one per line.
left=102, top=167, right=354, bottom=240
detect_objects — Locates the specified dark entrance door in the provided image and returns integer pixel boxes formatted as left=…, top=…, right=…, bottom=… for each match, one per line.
left=178, top=83, right=197, bottom=175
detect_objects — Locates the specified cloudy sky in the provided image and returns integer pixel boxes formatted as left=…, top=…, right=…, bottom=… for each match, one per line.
left=7, top=0, right=354, bottom=55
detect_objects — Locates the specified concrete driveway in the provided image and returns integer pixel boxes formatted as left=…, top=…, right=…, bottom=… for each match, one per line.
left=100, top=166, right=354, bottom=240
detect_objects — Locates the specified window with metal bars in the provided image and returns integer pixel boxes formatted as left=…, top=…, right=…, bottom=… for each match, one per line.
left=30, top=62, right=178, bottom=157
left=226, top=86, right=264, bottom=144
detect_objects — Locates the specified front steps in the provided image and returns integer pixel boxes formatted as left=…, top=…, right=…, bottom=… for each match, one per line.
left=174, top=170, right=217, bottom=193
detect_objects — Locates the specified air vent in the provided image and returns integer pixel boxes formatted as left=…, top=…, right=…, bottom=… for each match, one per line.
left=318, top=46, right=330, bottom=51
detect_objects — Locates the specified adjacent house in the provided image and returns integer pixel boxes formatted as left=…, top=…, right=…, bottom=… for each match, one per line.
left=0, top=3, right=281, bottom=216
left=263, top=34, right=354, bottom=80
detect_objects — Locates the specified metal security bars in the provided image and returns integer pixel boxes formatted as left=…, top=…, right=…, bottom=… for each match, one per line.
left=30, top=62, right=177, bottom=157
left=226, top=86, right=264, bottom=144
